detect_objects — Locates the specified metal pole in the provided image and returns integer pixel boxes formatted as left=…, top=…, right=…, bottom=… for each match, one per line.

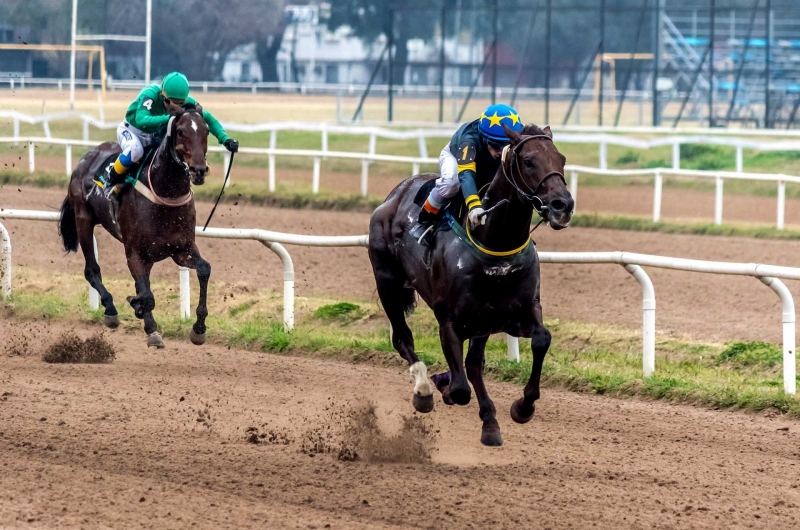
left=765, top=0, right=771, bottom=128
left=439, top=6, right=446, bottom=123
left=563, top=41, right=602, bottom=125
left=652, top=0, right=662, bottom=126
left=672, top=44, right=712, bottom=127
left=70, top=0, right=78, bottom=109
left=145, top=0, right=152, bottom=84
left=545, top=0, right=552, bottom=123
left=492, top=0, right=498, bottom=104
left=614, top=0, right=650, bottom=127
left=352, top=43, right=389, bottom=121
left=598, top=0, right=606, bottom=126
left=387, top=9, right=394, bottom=122
left=725, top=0, right=759, bottom=125
left=510, top=1, right=540, bottom=108
left=457, top=40, right=495, bottom=122
left=709, top=0, right=715, bottom=127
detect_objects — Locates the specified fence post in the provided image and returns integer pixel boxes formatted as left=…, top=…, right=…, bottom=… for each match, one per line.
left=417, top=135, right=428, bottom=158
left=0, top=222, right=11, bottom=300
left=203, top=82, right=208, bottom=93
left=82, top=120, right=89, bottom=142
left=321, top=123, right=328, bottom=159
left=361, top=159, right=369, bottom=196
left=759, top=276, right=796, bottom=395
left=268, top=155, right=276, bottom=192
left=777, top=180, right=786, bottom=230
left=65, top=144, right=72, bottom=175
left=412, top=162, right=420, bottom=177
left=714, top=175, right=724, bottom=225
left=28, top=141, right=35, bottom=173
left=312, top=157, right=321, bottom=194
left=652, top=170, right=663, bottom=222
left=13, top=118, right=19, bottom=145
left=179, top=267, right=191, bottom=319
left=671, top=143, right=680, bottom=169
left=599, top=141, right=607, bottom=169
left=624, top=263, right=656, bottom=378
left=506, top=335, right=520, bottom=362
left=260, top=241, right=295, bottom=330
left=89, top=236, right=99, bottom=311
left=569, top=170, right=579, bottom=211
left=736, top=146, right=743, bottom=173
left=42, top=121, right=51, bottom=139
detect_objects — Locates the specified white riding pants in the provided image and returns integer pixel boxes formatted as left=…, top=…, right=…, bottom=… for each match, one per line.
left=116, top=121, right=156, bottom=166
left=428, top=143, right=460, bottom=209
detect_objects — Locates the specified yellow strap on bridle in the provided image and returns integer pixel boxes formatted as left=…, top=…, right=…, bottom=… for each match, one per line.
left=465, top=222, right=531, bottom=257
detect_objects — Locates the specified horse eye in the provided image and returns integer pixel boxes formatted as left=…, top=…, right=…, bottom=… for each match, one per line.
left=177, top=129, right=183, bottom=137
left=523, top=158, right=534, bottom=168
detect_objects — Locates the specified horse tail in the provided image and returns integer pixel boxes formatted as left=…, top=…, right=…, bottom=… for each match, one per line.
left=401, top=287, right=417, bottom=316
left=58, top=197, right=79, bottom=253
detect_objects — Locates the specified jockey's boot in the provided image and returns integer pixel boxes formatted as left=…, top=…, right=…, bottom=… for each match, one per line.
left=103, top=160, right=128, bottom=204
left=409, top=200, right=443, bottom=247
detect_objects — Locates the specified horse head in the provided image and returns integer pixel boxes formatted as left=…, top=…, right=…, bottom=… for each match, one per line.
left=501, top=123, right=574, bottom=230
left=169, top=103, right=209, bottom=186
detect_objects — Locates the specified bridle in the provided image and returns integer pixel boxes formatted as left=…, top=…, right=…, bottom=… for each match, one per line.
left=164, top=114, right=191, bottom=176
left=500, top=134, right=566, bottom=220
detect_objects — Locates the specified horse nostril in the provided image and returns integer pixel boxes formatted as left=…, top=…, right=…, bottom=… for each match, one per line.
left=550, top=199, right=567, bottom=213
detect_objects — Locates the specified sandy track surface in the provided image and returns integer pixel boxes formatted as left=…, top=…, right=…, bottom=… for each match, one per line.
left=1, top=319, right=799, bottom=529
left=3, top=185, right=800, bottom=342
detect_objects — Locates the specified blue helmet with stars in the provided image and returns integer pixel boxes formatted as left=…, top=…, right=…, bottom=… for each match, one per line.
left=478, top=103, right=523, bottom=144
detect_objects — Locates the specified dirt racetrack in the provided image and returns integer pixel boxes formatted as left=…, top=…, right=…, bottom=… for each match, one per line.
left=2, top=184, right=800, bottom=342
left=1, top=318, right=800, bottom=529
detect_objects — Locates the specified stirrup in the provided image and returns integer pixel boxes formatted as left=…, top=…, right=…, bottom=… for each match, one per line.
left=416, top=225, right=434, bottom=245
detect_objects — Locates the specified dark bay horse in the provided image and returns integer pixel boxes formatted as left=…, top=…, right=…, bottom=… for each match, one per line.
left=368, top=124, right=574, bottom=446
left=58, top=104, right=211, bottom=348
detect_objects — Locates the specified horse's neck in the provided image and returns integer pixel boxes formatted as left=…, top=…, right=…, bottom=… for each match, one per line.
left=471, top=167, right=533, bottom=251
left=149, top=138, right=190, bottom=198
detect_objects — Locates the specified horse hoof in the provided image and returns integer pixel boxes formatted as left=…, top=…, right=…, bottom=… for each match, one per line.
left=448, top=385, right=471, bottom=406
left=481, top=428, right=504, bottom=447
left=147, top=332, right=165, bottom=349
left=103, top=314, right=120, bottom=329
left=189, top=330, right=206, bottom=346
left=440, top=386, right=455, bottom=406
left=412, top=392, right=434, bottom=413
left=510, top=398, right=534, bottom=424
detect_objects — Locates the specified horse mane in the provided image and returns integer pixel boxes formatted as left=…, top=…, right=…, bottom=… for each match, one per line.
left=521, top=123, right=548, bottom=136
left=181, top=102, right=197, bottom=112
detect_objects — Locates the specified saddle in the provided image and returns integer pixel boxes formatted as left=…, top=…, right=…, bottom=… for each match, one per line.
left=91, top=148, right=155, bottom=225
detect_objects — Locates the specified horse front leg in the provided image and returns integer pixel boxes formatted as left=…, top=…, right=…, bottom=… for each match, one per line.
left=172, top=245, right=211, bottom=346
left=125, top=252, right=163, bottom=349
left=438, top=320, right=471, bottom=406
left=511, top=301, right=550, bottom=424
left=465, top=336, right=502, bottom=446
left=75, top=217, right=119, bottom=328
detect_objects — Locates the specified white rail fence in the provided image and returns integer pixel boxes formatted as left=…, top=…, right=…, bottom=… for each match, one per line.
left=5, top=136, right=797, bottom=229
left=0, top=209, right=797, bottom=395
left=4, top=111, right=800, bottom=173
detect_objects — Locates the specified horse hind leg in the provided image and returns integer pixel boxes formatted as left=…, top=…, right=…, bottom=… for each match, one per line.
left=75, top=216, right=119, bottom=328
left=372, top=256, right=433, bottom=413
left=465, top=336, right=502, bottom=446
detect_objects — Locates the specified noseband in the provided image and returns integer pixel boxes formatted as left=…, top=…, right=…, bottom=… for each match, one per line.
left=500, top=135, right=566, bottom=218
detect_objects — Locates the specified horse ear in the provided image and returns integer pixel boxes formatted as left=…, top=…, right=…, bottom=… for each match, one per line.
left=502, top=123, right=521, bottom=145
left=195, top=103, right=203, bottom=115
left=542, top=125, right=553, bottom=139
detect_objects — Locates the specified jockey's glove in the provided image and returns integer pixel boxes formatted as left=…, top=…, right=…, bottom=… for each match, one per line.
left=467, top=207, right=487, bottom=230
left=224, top=138, right=239, bottom=153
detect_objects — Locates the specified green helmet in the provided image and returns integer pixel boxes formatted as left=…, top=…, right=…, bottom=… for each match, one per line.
left=161, top=72, right=190, bottom=101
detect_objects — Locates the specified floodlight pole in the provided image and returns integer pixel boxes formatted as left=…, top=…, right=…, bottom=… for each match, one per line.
left=70, top=0, right=78, bottom=109
left=145, top=0, right=152, bottom=84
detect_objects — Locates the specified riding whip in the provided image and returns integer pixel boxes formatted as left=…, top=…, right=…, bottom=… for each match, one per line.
left=202, top=151, right=235, bottom=231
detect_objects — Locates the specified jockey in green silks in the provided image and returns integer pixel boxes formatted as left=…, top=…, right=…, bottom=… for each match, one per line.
left=103, top=72, right=239, bottom=201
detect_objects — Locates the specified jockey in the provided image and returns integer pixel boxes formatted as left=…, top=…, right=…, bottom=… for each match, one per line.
left=409, top=103, right=524, bottom=247
left=103, top=71, right=239, bottom=201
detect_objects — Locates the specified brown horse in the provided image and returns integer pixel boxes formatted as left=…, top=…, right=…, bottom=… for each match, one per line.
left=368, top=124, right=573, bottom=446
left=58, top=104, right=211, bottom=348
